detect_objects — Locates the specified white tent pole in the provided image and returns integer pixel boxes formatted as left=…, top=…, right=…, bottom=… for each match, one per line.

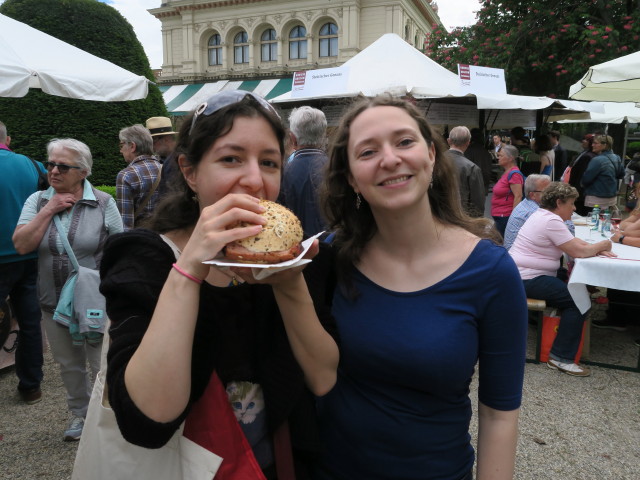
left=622, top=120, right=629, bottom=160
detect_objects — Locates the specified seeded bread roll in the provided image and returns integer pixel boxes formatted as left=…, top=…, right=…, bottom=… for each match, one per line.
left=224, top=200, right=304, bottom=263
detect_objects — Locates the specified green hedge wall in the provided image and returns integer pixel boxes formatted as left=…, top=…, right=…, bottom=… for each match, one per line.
left=94, top=185, right=116, bottom=200
left=0, top=0, right=167, bottom=185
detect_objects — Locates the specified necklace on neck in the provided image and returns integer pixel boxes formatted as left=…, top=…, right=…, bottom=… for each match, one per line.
left=215, top=268, right=242, bottom=287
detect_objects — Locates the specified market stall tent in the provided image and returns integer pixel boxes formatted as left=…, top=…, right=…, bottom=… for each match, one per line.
left=550, top=102, right=640, bottom=124
left=272, top=33, right=462, bottom=103
left=569, top=50, right=640, bottom=103
left=0, top=13, right=148, bottom=101
left=271, top=33, right=604, bottom=124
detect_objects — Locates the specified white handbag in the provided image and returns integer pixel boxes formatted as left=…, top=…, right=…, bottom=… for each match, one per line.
left=72, top=326, right=223, bottom=480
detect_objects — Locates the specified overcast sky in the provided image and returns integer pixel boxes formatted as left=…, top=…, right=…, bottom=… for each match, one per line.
left=0, top=0, right=481, bottom=69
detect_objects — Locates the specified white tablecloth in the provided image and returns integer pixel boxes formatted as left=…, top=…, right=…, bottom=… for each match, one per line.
left=568, top=225, right=640, bottom=313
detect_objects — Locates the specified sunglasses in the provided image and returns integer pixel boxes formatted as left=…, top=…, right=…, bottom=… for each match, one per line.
left=189, top=90, right=279, bottom=136
left=44, top=161, right=82, bottom=174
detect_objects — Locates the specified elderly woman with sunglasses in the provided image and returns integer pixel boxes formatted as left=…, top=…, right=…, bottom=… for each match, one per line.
left=13, top=138, right=123, bottom=441
left=96, top=91, right=337, bottom=478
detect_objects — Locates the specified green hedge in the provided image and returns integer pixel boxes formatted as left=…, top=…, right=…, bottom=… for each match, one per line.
left=94, top=185, right=116, bottom=200
left=0, top=0, right=168, bottom=186
left=627, top=141, right=640, bottom=156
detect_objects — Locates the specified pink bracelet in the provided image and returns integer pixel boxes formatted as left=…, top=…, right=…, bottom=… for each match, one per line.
left=172, top=263, right=203, bottom=285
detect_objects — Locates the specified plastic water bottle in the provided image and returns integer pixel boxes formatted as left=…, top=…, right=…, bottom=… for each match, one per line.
left=590, top=205, right=600, bottom=231
left=601, top=211, right=611, bottom=236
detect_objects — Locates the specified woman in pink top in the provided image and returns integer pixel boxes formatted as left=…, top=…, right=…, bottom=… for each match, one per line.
left=491, top=145, right=524, bottom=238
left=509, top=182, right=615, bottom=377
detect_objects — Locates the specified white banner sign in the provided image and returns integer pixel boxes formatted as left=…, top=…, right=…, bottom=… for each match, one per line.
left=458, top=64, right=507, bottom=96
left=291, top=67, right=349, bottom=98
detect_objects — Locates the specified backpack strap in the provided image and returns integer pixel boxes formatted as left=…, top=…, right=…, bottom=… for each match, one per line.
left=134, top=166, right=162, bottom=222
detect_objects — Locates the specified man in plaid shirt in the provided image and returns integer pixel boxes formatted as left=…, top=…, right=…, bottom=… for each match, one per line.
left=116, top=125, right=161, bottom=231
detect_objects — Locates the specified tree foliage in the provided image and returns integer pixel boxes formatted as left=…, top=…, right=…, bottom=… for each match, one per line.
left=0, top=0, right=167, bottom=185
left=426, top=0, right=640, bottom=98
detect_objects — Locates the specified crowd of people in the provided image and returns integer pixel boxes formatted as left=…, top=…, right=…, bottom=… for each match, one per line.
left=2, top=91, right=640, bottom=480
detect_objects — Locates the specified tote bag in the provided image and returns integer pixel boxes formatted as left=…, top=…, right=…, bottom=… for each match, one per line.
left=72, top=331, right=224, bottom=480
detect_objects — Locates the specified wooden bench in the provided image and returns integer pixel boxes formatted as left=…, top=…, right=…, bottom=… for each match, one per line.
left=526, top=298, right=595, bottom=365
left=526, top=298, right=546, bottom=364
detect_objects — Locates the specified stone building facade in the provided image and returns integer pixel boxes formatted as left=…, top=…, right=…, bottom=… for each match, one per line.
left=149, top=0, right=442, bottom=84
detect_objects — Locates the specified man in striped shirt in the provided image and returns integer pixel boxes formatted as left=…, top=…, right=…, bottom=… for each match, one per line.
left=116, top=125, right=161, bottom=231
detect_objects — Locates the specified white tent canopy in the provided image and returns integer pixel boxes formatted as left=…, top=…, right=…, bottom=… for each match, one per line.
left=549, top=101, right=640, bottom=124
left=272, top=33, right=603, bottom=118
left=569, top=50, right=640, bottom=103
left=473, top=94, right=603, bottom=113
left=272, top=33, right=461, bottom=103
left=0, top=13, right=149, bottom=101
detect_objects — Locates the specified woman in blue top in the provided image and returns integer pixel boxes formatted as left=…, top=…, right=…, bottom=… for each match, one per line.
left=535, top=134, right=555, bottom=178
left=312, top=96, right=528, bottom=480
left=581, top=134, right=624, bottom=209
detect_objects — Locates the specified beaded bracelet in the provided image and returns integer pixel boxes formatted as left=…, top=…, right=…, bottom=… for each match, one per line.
left=172, top=263, right=203, bottom=285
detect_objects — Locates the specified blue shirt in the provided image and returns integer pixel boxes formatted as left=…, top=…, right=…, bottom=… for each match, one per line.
left=0, top=145, right=45, bottom=263
left=503, top=198, right=540, bottom=250
left=317, top=240, right=527, bottom=480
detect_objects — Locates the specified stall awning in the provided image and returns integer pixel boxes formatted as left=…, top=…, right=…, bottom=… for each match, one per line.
left=159, top=78, right=292, bottom=115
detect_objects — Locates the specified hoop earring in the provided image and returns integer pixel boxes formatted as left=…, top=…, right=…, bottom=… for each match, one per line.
left=356, top=193, right=362, bottom=210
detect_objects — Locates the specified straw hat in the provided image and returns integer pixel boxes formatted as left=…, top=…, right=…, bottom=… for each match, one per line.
left=145, top=117, right=176, bottom=136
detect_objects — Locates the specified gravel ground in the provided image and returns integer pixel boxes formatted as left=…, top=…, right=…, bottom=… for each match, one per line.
left=1, top=295, right=639, bottom=480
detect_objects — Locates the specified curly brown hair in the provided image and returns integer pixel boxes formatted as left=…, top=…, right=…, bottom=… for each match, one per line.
left=321, top=95, right=499, bottom=291
left=539, top=182, right=578, bottom=210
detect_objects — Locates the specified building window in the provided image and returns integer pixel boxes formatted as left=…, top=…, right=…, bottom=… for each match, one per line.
left=319, top=22, right=338, bottom=57
left=289, top=26, right=307, bottom=60
left=234, top=31, right=249, bottom=64
left=261, top=29, right=277, bottom=62
left=208, top=34, right=222, bottom=66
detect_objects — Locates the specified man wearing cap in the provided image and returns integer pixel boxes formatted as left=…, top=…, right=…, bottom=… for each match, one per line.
left=116, top=124, right=161, bottom=231
left=145, top=117, right=176, bottom=164
left=146, top=116, right=177, bottom=198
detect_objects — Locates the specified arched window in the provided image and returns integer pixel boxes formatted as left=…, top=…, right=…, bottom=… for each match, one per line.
left=289, top=26, right=307, bottom=60
left=208, top=34, right=222, bottom=66
left=319, top=22, right=338, bottom=57
left=261, top=29, right=277, bottom=62
left=234, top=31, right=249, bottom=64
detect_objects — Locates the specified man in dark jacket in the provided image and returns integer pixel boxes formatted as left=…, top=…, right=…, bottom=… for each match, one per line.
left=447, top=126, right=486, bottom=217
left=279, top=106, right=328, bottom=237
left=550, top=130, right=567, bottom=182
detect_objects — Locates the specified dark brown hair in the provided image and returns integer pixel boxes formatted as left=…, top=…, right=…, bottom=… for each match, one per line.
left=143, top=95, right=285, bottom=233
left=534, top=134, right=553, bottom=153
left=321, top=95, right=499, bottom=290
